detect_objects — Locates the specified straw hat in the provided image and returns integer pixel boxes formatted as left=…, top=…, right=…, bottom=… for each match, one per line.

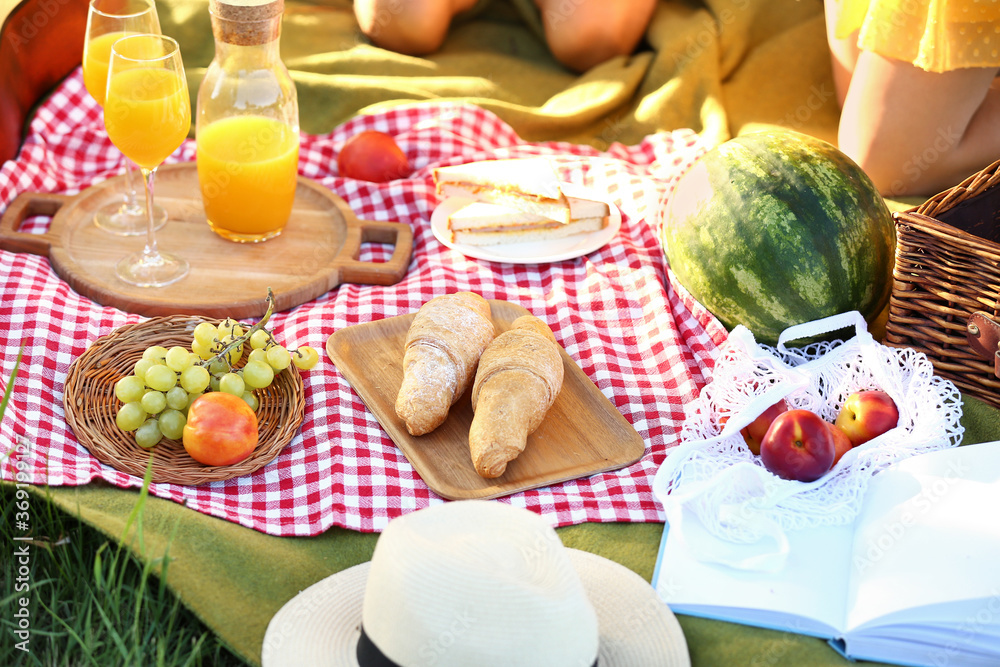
left=262, top=501, right=689, bottom=667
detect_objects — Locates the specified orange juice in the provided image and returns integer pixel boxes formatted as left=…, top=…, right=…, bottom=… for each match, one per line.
left=83, top=31, right=126, bottom=105
left=196, top=115, right=299, bottom=242
left=104, top=67, right=190, bottom=169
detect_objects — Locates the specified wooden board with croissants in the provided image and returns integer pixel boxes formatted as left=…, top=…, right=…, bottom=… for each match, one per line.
left=325, top=296, right=646, bottom=500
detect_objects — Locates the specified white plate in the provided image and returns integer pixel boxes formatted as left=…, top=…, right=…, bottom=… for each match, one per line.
left=430, top=184, right=622, bottom=264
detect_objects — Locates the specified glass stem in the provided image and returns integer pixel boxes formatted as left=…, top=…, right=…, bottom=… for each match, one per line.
left=141, top=166, right=160, bottom=261
left=122, top=159, right=144, bottom=215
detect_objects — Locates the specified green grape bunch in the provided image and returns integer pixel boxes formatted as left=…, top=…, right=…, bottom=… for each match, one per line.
left=113, top=291, right=319, bottom=450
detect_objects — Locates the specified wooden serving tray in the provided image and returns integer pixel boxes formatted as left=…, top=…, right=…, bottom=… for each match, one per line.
left=325, top=300, right=646, bottom=500
left=0, top=163, right=413, bottom=318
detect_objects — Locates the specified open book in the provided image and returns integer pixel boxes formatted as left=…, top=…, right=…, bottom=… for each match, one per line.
left=653, top=442, right=1000, bottom=666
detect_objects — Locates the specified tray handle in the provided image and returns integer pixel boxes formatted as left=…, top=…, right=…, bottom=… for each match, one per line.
left=0, top=191, right=71, bottom=257
left=338, top=217, right=413, bottom=285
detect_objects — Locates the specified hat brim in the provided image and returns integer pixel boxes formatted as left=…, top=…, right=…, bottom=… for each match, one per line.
left=261, top=548, right=690, bottom=667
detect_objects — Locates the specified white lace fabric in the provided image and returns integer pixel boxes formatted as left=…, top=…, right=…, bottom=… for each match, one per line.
left=653, top=312, right=964, bottom=568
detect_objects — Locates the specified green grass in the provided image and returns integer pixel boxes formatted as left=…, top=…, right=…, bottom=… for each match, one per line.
left=0, top=482, right=249, bottom=666
left=1, top=350, right=248, bottom=666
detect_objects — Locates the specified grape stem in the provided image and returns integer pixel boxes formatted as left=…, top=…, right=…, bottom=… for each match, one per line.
left=200, top=288, right=276, bottom=371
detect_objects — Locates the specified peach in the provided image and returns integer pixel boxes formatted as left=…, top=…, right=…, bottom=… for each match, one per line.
left=183, top=392, right=258, bottom=466
left=828, top=422, right=854, bottom=466
left=835, top=390, right=899, bottom=447
left=740, top=398, right=790, bottom=456
left=337, top=130, right=411, bottom=182
left=760, top=409, right=835, bottom=482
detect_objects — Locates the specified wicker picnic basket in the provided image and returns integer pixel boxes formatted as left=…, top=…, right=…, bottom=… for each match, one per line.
left=885, top=159, right=1000, bottom=409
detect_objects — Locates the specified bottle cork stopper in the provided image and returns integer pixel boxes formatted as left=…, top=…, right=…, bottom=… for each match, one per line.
left=209, top=0, right=284, bottom=45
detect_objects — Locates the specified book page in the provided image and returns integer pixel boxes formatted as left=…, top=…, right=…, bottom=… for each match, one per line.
left=654, top=503, right=852, bottom=635
left=844, top=443, right=1000, bottom=633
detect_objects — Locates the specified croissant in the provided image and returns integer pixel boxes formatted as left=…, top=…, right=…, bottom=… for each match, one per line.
left=469, top=315, right=564, bottom=478
left=395, top=292, right=495, bottom=436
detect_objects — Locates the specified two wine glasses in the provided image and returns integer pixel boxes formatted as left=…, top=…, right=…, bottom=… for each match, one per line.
left=84, top=0, right=189, bottom=287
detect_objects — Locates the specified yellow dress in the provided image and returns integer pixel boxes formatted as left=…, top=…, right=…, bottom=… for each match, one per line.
left=835, top=0, right=1000, bottom=72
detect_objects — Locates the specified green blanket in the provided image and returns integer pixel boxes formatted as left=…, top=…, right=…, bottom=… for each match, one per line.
left=43, top=395, right=1000, bottom=666
left=163, top=0, right=840, bottom=148
left=22, top=0, right=985, bottom=664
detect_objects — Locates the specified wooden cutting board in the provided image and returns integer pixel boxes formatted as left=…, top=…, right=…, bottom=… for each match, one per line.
left=326, top=299, right=647, bottom=500
left=0, top=162, right=413, bottom=318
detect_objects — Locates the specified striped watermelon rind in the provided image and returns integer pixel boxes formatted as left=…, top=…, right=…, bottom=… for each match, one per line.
left=660, top=130, right=896, bottom=345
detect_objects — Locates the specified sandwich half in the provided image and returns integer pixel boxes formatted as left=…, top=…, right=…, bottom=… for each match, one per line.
left=433, top=158, right=571, bottom=224
left=448, top=196, right=609, bottom=247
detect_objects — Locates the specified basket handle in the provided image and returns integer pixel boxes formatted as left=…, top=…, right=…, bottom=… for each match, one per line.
left=967, top=311, right=1000, bottom=379
left=775, top=311, right=871, bottom=356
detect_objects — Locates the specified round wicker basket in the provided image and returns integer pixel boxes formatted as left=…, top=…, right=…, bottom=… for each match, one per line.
left=63, top=316, right=306, bottom=485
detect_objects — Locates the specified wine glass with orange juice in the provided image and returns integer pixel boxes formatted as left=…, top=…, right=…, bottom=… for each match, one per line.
left=83, top=0, right=168, bottom=236
left=104, top=34, right=191, bottom=287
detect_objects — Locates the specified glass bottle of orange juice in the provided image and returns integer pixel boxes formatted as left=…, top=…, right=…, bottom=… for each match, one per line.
left=196, top=0, right=299, bottom=243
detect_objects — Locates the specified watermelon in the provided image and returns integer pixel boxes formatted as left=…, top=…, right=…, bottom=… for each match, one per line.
left=660, top=130, right=895, bottom=345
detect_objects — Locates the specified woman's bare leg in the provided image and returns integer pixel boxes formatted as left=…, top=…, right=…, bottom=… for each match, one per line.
left=838, top=52, right=1000, bottom=196
left=533, top=0, right=657, bottom=72
left=355, top=0, right=479, bottom=55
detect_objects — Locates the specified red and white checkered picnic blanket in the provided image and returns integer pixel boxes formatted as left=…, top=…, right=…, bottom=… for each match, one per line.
left=0, top=69, right=728, bottom=535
